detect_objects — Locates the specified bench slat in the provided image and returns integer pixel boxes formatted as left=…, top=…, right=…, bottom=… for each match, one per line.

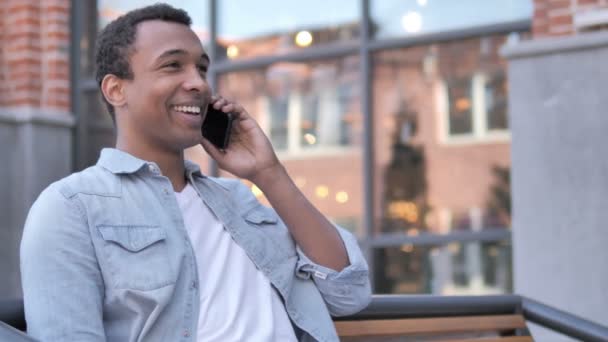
left=335, top=315, right=527, bottom=337
left=438, top=337, right=533, bottom=342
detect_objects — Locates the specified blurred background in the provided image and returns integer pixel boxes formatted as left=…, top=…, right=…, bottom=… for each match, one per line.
left=1, top=1, right=607, bottom=340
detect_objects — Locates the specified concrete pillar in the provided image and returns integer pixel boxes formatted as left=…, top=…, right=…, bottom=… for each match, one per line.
left=503, top=31, right=608, bottom=341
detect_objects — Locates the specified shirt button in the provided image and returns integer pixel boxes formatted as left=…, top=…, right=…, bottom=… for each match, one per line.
left=163, top=189, right=170, bottom=195
left=191, top=281, right=197, bottom=289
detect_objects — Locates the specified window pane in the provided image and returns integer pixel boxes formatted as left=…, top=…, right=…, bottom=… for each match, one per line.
left=485, top=71, right=508, bottom=130
left=447, top=77, right=473, bottom=135
left=373, top=33, right=516, bottom=239
left=370, top=0, right=533, bottom=39
left=217, top=57, right=364, bottom=237
left=219, top=58, right=361, bottom=154
left=373, top=241, right=512, bottom=295
left=80, top=2, right=99, bottom=77
left=98, top=1, right=210, bottom=45
left=372, top=32, right=518, bottom=294
left=217, top=0, right=359, bottom=60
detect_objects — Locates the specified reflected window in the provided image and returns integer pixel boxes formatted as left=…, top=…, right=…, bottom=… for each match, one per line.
left=440, top=71, right=509, bottom=140
left=225, top=58, right=361, bottom=155
left=373, top=32, right=518, bottom=294
left=217, top=0, right=359, bottom=60
left=446, top=77, right=473, bottom=135
left=371, top=0, right=533, bottom=39
left=374, top=241, right=512, bottom=295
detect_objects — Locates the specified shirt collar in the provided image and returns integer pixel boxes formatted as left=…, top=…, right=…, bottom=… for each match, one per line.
left=97, top=148, right=205, bottom=178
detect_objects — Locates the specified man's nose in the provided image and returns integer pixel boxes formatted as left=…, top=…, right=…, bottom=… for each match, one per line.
left=183, top=67, right=207, bottom=93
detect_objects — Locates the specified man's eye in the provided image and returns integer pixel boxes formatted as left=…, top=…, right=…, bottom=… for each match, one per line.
left=164, top=62, right=181, bottom=69
left=197, top=65, right=208, bottom=73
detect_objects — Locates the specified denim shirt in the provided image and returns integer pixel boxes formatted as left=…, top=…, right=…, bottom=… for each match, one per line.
left=20, top=148, right=371, bottom=342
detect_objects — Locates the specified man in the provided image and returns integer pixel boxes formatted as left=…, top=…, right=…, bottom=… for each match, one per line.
left=20, top=3, right=371, bottom=342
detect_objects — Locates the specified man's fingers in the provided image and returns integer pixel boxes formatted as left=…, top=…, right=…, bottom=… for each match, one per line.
left=200, top=138, right=226, bottom=159
left=211, top=96, right=247, bottom=117
left=213, top=97, right=228, bottom=110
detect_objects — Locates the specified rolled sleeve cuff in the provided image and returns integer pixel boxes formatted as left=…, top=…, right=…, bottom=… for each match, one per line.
left=295, top=226, right=369, bottom=285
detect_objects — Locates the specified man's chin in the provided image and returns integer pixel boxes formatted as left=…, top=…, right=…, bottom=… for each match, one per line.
left=176, top=135, right=204, bottom=151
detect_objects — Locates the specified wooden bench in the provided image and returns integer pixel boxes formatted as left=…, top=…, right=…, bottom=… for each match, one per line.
left=335, top=314, right=532, bottom=341
left=333, top=295, right=533, bottom=341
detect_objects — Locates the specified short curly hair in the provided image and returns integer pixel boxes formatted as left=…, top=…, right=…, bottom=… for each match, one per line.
left=94, top=3, right=192, bottom=120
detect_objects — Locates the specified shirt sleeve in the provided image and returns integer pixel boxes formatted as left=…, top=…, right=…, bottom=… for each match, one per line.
left=294, top=225, right=372, bottom=317
left=20, top=185, right=106, bottom=342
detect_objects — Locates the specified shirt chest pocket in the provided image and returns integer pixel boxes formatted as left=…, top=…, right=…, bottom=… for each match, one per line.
left=97, top=225, right=175, bottom=291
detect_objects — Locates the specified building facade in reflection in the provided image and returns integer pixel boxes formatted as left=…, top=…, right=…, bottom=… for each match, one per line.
left=86, top=0, right=532, bottom=296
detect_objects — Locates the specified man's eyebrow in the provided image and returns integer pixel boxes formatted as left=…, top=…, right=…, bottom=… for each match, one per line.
left=156, top=49, right=187, bottom=61
left=155, top=49, right=210, bottom=64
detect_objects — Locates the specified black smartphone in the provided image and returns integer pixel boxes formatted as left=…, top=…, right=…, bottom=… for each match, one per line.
left=202, top=104, right=234, bottom=150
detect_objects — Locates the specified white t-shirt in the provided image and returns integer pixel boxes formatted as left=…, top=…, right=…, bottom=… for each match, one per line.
left=174, top=183, right=297, bottom=342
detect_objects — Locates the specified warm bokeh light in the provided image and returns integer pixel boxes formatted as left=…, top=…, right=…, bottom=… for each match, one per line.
left=315, top=185, right=329, bottom=198
left=401, top=11, right=422, bottom=33
left=455, top=97, right=471, bottom=111
left=335, top=191, right=349, bottom=204
left=407, top=228, right=420, bottom=237
left=303, top=133, right=317, bottom=145
left=295, top=30, right=313, bottom=47
left=448, top=243, right=460, bottom=254
left=401, top=244, right=414, bottom=253
left=226, top=44, right=239, bottom=59
left=388, top=201, right=419, bottom=223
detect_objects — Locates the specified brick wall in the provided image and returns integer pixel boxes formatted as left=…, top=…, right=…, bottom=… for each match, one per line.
left=534, top=0, right=608, bottom=37
left=0, top=0, right=70, bottom=111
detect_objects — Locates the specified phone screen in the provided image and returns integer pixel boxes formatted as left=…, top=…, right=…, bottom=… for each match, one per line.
left=202, top=105, right=233, bottom=149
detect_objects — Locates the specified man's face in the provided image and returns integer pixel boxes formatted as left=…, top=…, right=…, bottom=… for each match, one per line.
left=119, top=20, right=211, bottom=152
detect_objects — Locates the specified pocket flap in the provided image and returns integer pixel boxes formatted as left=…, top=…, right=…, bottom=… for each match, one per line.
left=98, top=225, right=165, bottom=252
left=243, top=206, right=278, bottom=225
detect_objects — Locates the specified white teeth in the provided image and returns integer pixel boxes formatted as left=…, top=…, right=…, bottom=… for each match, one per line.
left=174, top=105, right=201, bottom=114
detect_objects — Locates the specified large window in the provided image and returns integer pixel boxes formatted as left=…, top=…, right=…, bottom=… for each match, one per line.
left=81, top=0, right=533, bottom=295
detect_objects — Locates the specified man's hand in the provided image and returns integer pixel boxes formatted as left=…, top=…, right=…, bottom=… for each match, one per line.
left=201, top=95, right=349, bottom=272
left=200, top=95, right=282, bottom=183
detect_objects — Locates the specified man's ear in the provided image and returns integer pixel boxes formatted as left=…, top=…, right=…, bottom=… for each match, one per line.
left=101, top=74, right=127, bottom=109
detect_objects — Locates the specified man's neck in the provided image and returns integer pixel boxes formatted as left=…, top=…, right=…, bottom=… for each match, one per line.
left=115, top=138, right=187, bottom=192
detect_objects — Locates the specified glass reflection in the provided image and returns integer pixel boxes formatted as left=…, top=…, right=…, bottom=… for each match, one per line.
left=374, top=34, right=515, bottom=239
left=373, top=32, right=518, bottom=293
left=97, top=0, right=210, bottom=44
left=217, top=0, right=359, bottom=60
left=219, top=58, right=361, bottom=155
left=374, top=241, right=512, bottom=295
left=371, top=0, right=533, bottom=39
left=216, top=57, right=364, bottom=237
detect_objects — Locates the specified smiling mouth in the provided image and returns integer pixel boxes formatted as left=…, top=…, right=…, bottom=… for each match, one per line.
left=172, top=105, right=202, bottom=115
